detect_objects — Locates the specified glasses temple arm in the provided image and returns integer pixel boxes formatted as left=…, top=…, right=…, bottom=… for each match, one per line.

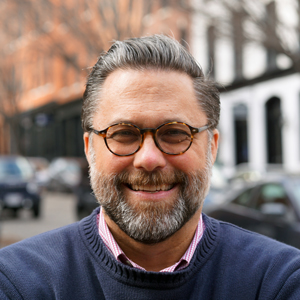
left=92, top=129, right=106, bottom=137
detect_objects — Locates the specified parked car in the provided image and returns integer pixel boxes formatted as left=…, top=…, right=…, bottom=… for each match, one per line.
left=74, top=161, right=98, bottom=220
left=203, top=164, right=229, bottom=209
left=46, top=157, right=98, bottom=219
left=227, top=163, right=284, bottom=185
left=47, top=157, right=85, bottom=193
left=0, top=156, right=42, bottom=218
left=27, top=157, right=50, bottom=189
left=205, top=173, right=300, bottom=249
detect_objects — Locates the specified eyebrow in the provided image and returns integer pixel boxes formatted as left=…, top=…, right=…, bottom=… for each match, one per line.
left=107, top=119, right=187, bottom=128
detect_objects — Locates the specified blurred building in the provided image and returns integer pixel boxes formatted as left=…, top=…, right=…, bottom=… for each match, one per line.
left=0, top=0, right=190, bottom=159
left=219, top=68, right=300, bottom=174
left=192, top=0, right=300, bottom=174
left=8, top=0, right=300, bottom=175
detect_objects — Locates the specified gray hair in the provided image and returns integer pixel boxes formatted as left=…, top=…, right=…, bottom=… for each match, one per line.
left=82, top=34, right=220, bottom=132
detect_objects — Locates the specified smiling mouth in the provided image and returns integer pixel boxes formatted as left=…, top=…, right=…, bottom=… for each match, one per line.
left=126, top=183, right=175, bottom=192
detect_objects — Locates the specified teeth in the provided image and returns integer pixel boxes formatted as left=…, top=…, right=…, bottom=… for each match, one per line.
left=130, top=184, right=173, bottom=192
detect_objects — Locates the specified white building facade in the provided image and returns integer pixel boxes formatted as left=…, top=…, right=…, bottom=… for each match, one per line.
left=190, top=0, right=300, bottom=175
left=218, top=71, right=300, bottom=174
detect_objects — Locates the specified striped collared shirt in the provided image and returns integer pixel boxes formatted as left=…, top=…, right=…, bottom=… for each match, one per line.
left=97, top=207, right=205, bottom=272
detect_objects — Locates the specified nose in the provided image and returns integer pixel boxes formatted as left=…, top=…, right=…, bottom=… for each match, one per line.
left=133, top=133, right=167, bottom=171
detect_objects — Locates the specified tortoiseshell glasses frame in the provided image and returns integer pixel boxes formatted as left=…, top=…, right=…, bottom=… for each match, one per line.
left=90, top=121, right=210, bottom=156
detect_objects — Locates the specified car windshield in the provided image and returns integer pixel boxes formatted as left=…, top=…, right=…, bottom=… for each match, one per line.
left=288, top=178, right=300, bottom=211
left=0, top=157, right=34, bottom=181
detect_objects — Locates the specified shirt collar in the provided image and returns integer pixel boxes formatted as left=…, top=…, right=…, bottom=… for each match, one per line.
left=97, top=207, right=205, bottom=272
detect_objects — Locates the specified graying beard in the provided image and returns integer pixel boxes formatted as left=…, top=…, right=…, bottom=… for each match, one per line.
left=89, top=140, right=212, bottom=244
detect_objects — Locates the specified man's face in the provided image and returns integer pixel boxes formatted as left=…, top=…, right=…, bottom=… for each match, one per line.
left=84, top=69, right=218, bottom=244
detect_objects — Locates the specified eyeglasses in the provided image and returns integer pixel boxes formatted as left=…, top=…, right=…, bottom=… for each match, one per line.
left=90, top=121, right=210, bottom=156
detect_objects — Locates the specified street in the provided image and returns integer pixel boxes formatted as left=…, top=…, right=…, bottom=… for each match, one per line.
left=0, top=192, right=78, bottom=248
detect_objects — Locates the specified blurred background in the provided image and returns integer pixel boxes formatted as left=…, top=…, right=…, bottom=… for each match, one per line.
left=1, top=0, right=300, bottom=249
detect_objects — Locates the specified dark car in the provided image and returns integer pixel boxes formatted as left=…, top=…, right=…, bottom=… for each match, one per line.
left=0, top=156, right=42, bottom=218
left=74, top=161, right=98, bottom=220
left=205, top=173, right=300, bottom=249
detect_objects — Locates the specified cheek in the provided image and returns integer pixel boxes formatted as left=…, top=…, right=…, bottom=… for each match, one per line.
left=91, top=137, right=121, bottom=173
left=177, top=139, right=209, bottom=171
left=95, top=150, right=133, bottom=174
left=167, top=151, right=206, bottom=173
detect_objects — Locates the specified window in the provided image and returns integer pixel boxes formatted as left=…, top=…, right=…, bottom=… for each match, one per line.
left=233, top=104, right=249, bottom=164
left=255, top=183, right=289, bottom=210
left=265, top=97, right=283, bottom=163
left=233, top=187, right=255, bottom=207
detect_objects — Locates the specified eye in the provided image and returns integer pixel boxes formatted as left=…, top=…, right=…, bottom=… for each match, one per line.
left=163, top=129, right=188, bottom=136
left=158, top=126, right=191, bottom=144
left=107, top=126, right=140, bottom=143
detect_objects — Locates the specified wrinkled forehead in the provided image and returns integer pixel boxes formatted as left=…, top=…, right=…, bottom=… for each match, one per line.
left=93, top=68, right=207, bottom=129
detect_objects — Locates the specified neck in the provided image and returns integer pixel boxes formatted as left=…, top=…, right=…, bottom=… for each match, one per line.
left=103, top=208, right=202, bottom=272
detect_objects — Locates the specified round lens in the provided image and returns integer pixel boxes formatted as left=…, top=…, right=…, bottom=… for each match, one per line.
left=106, top=124, right=141, bottom=155
left=156, top=123, right=192, bottom=154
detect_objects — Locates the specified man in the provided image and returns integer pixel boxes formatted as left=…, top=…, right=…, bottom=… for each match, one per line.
left=0, top=35, right=299, bottom=299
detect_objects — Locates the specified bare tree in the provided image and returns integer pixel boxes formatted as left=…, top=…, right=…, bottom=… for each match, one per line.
left=0, top=0, right=154, bottom=154
left=179, top=0, right=300, bottom=75
left=0, top=62, right=23, bottom=153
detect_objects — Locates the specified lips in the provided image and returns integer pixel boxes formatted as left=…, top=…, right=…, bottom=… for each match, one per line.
left=127, top=183, right=175, bottom=192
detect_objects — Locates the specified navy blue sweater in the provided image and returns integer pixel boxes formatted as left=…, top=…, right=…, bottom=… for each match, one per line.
left=0, top=207, right=300, bottom=299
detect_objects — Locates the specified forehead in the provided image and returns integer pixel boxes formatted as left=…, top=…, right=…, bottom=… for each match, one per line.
left=94, top=69, right=207, bottom=128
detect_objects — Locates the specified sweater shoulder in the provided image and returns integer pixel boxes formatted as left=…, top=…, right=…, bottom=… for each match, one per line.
left=200, top=215, right=300, bottom=299
left=0, top=212, right=100, bottom=299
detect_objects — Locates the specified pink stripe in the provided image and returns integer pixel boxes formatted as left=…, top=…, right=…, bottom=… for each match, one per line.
left=98, top=207, right=205, bottom=272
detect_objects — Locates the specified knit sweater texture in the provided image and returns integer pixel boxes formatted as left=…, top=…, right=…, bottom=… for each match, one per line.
left=0, top=207, right=300, bottom=300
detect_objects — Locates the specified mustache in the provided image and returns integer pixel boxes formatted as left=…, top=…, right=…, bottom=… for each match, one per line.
left=113, top=169, right=188, bottom=187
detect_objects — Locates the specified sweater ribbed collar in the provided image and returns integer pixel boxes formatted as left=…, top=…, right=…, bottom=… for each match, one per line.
left=79, top=207, right=220, bottom=289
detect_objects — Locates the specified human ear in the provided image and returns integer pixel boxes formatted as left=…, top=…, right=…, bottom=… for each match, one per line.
left=83, top=132, right=91, bottom=164
left=210, top=129, right=219, bottom=164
